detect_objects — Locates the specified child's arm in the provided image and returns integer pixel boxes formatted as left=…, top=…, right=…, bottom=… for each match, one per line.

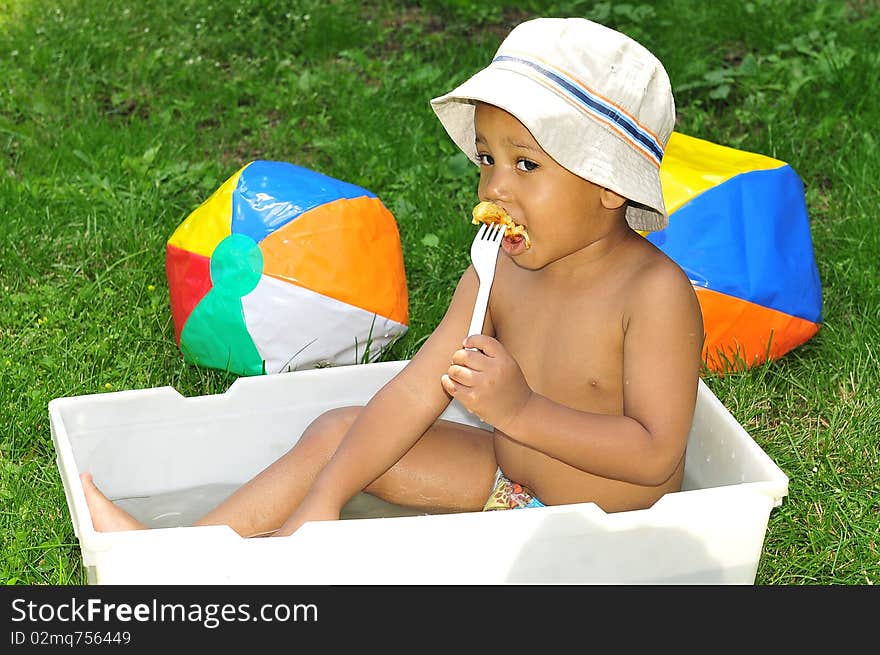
left=277, top=266, right=485, bottom=531
left=443, top=265, right=703, bottom=487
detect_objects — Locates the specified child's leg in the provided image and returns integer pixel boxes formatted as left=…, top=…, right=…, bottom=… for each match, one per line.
left=81, top=406, right=497, bottom=537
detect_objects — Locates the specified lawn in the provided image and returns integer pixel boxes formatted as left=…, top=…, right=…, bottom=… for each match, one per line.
left=1, top=0, right=878, bottom=584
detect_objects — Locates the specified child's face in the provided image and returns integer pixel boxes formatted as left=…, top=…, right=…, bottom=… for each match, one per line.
left=473, top=103, right=626, bottom=270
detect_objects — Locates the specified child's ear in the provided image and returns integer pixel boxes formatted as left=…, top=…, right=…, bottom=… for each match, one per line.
left=599, top=188, right=627, bottom=210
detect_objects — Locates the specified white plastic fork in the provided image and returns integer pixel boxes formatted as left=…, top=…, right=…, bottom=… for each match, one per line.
left=466, top=223, right=504, bottom=342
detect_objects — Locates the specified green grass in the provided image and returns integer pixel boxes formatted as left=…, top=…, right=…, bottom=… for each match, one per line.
left=1, top=0, right=878, bottom=585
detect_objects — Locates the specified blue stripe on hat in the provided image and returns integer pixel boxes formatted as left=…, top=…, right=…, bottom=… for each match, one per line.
left=493, top=54, right=664, bottom=166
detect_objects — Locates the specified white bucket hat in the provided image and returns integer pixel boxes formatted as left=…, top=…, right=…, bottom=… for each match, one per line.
left=430, top=17, right=675, bottom=232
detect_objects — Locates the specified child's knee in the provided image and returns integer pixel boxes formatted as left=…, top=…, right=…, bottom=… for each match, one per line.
left=299, top=406, right=360, bottom=449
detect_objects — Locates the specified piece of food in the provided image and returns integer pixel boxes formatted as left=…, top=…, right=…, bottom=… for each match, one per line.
left=471, top=201, right=531, bottom=249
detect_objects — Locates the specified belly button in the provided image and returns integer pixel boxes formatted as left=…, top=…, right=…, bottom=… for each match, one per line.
left=589, top=378, right=599, bottom=388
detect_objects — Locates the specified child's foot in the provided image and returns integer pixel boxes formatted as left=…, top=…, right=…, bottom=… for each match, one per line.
left=80, top=473, right=146, bottom=532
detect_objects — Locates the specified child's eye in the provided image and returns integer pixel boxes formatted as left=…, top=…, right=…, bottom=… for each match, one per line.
left=476, top=153, right=494, bottom=166
left=517, top=159, right=539, bottom=172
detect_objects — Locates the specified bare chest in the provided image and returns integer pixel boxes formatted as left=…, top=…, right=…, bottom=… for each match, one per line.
left=488, top=266, right=627, bottom=414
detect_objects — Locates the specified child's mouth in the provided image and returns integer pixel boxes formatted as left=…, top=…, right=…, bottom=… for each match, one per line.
left=502, top=234, right=528, bottom=256
left=471, top=201, right=531, bottom=253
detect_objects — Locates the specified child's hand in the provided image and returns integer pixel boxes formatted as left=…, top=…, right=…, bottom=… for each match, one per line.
left=441, top=334, right=533, bottom=433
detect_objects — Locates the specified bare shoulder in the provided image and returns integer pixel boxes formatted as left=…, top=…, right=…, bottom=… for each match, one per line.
left=620, top=238, right=704, bottom=400
left=623, top=239, right=702, bottom=332
left=629, top=237, right=693, bottom=291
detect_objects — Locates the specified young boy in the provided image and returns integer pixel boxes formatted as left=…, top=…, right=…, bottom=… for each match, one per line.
left=81, top=17, right=704, bottom=537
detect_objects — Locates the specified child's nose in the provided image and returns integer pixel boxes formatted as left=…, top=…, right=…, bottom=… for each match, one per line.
left=480, top=167, right=513, bottom=202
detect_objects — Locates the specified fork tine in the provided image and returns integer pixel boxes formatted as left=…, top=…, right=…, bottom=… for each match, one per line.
left=467, top=221, right=503, bottom=340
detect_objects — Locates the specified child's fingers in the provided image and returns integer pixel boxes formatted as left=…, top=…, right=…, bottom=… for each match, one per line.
left=440, top=374, right=459, bottom=396
left=447, top=364, right=475, bottom=386
left=463, top=334, right=500, bottom=356
left=451, top=347, right=485, bottom=369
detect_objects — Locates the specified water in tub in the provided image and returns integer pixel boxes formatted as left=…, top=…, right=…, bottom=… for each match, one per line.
left=113, top=469, right=702, bottom=528
left=114, top=484, right=429, bottom=529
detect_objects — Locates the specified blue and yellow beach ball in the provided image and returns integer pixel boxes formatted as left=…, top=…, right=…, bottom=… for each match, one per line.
left=166, top=161, right=409, bottom=376
left=654, top=133, right=823, bottom=372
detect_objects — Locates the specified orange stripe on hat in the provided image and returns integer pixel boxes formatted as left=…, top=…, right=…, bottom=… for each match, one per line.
left=259, top=196, right=409, bottom=326
left=512, top=68, right=662, bottom=169
left=495, top=53, right=664, bottom=168
left=696, top=287, right=820, bottom=373
left=512, top=50, right=664, bottom=146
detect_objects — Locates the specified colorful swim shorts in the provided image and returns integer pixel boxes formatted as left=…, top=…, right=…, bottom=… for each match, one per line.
left=482, top=471, right=545, bottom=511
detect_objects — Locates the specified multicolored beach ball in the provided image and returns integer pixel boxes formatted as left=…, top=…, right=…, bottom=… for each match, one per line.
left=166, top=161, right=409, bottom=376
left=654, top=132, right=823, bottom=372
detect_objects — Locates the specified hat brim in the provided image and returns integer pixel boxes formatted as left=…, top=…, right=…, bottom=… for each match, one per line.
left=431, top=66, right=668, bottom=232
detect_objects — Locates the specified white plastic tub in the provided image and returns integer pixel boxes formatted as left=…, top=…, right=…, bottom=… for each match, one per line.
left=49, top=360, right=788, bottom=585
